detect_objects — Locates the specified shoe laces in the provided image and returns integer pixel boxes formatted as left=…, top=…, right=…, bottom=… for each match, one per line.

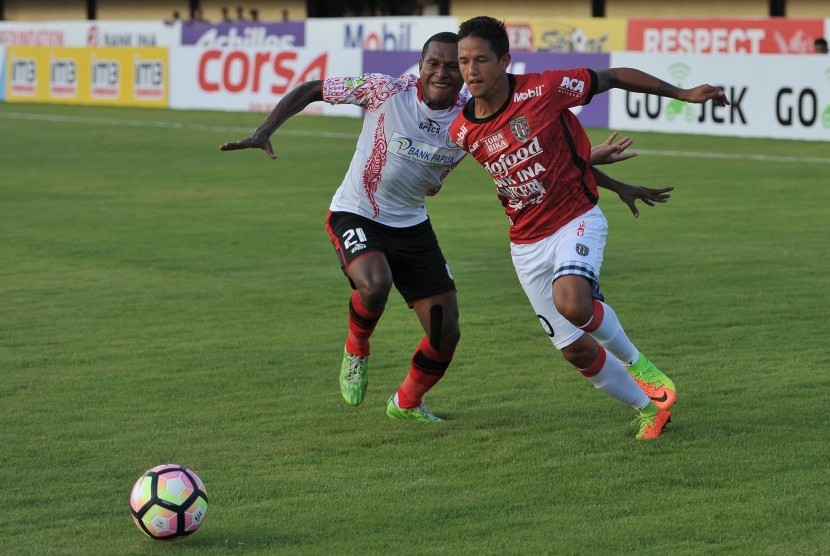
left=418, top=404, right=438, bottom=418
left=636, top=364, right=662, bottom=386
left=346, top=355, right=366, bottom=384
left=631, top=412, right=656, bottom=433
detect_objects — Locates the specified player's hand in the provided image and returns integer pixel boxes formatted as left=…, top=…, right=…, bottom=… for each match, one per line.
left=616, top=184, right=674, bottom=218
left=591, top=131, right=637, bottom=165
left=219, top=133, right=277, bottom=159
left=682, top=85, right=730, bottom=107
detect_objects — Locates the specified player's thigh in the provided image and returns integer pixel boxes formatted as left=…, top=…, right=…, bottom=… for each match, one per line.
left=389, top=220, right=456, bottom=307
left=511, top=238, right=582, bottom=350
left=551, top=205, right=608, bottom=288
left=326, top=211, right=393, bottom=291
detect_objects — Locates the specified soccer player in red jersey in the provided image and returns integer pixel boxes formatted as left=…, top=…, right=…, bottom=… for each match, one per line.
left=450, top=16, right=730, bottom=439
left=221, top=32, right=673, bottom=424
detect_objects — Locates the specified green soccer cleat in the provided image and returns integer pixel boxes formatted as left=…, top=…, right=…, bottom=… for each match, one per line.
left=627, top=355, right=676, bottom=411
left=386, top=394, right=444, bottom=423
left=339, top=348, right=368, bottom=406
left=633, top=404, right=671, bottom=440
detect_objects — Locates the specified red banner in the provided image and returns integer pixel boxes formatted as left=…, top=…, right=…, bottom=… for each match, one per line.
left=628, top=18, right=824, bottom=54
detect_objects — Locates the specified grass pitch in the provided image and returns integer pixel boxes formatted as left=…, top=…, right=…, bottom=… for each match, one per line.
left=1, top=102, right=828, bottom=554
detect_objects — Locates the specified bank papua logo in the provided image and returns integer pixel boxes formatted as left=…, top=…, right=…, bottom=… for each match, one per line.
left=665, top=62, right=696, bottom=123
left=389, top=131, right=460, bottom=166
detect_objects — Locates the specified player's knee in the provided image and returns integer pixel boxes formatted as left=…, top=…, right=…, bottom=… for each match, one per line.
left=560, top=335, right=597, bottom=369
left=554, top=297, right=593, bottom=327
left=438, top=320, right=461, bottom=352
left=356, top=282, right=391, bottom=311
left=428, top=304, right=460, bottom=353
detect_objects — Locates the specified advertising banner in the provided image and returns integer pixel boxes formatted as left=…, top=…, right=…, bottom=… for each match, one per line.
left=609, top=52, right=830, bottom=141
left=0, top=45, right=5, bottom=101
left=6, top=46, right=168, bottom=107
left=180, top=22, right=305, bottom=48
left=628, top=18, right=824, bottom=54
left=0, top=21, right=179, bottom=48
left=306, top=17, right=457, bottom=51
left=363, top=51, right=610, bottom=129
left=169, top=46, right=362, bottom=115
left=504, top=18, right=627, bottom=53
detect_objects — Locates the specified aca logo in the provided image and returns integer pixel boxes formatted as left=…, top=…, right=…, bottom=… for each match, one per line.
left=133, top=54, right=164, bottom=100
left=90, top=54, right=120, bottom=99
left=49, top=54, right=77, bottom=98
left=10, top=54, right=37, bottom=96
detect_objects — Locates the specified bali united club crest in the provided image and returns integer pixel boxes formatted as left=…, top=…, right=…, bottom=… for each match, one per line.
left=509, top=116, right=531, bottom=142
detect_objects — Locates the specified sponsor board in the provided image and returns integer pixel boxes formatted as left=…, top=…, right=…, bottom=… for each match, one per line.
left=306, top=16, right=457, bottom=51
left=169, top=46, right=362, bottom=115
left=180, top=22, right=304, bottom=48
left=6, top=47, right=168, bottom=107
left=0, top=21, right=179, bottom=48
left=363, top=51, right=610, bottom=128
left=504, top=18, right=627, bottom=53
left=508, top=52, right=610, bottom=128
left=628, top=18, right=824, bottom=54
left=609, top=52, right=830, bottom=141
left=0, top=45, right=5, bottom=100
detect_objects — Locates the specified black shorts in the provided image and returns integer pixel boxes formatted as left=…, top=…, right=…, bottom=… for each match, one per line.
left=325, top=211, right=456, bottom=306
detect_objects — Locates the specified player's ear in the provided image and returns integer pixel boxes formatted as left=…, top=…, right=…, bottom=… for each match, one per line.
left=500, top=52, right=511, bottom=70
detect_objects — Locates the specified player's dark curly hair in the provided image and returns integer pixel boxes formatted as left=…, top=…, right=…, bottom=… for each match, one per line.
left=421, top=32, right=459, bottom=58
left=458, top=16, right=509, bottom=58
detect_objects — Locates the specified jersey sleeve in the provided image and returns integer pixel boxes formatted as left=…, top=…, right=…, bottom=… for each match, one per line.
left=541, top=68, right=596, bottom=110
left=322, top=73, right=416, bottom=112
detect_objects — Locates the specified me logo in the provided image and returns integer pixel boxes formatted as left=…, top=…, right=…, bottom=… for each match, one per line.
left=10, top=56, right=37, bottom=96
left=90, top=55, right=120, bottom=99
left=343, top=23, right=412, bottom=51
left=665, top=62, right=696, bottom=123
left=418, top=118, right=440, bottom=133
left=558, top=76, right=584, bottom=96
left=513, top=85, right=544, bottom=102
left=133, top=55, right=164, bottom=100
left=49, top=55, right=77, bottom=97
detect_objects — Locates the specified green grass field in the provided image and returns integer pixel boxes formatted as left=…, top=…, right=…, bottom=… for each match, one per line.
left=1, top=102, right=828, bottom=554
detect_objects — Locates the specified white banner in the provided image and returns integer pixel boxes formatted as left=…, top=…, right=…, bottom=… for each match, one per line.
left=169, top=45, right=362, bottom=114
left=0, top=21, right=180, bottom=48
left=305, top=16, right=457, bottom=51
left=0, top=45, right=5, bottom=101
left=609, top=52, right=830, bottom=141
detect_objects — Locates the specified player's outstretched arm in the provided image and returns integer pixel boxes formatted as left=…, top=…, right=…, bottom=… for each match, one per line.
left=590, top=131, right=637, bottom=166
left=594, top=68, right=729, bottom=107
left=219, top=80, right=324, bottom=159
left=592, top=167, right=673, bottom=219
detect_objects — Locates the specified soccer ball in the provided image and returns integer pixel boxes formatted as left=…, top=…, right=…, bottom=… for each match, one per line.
left=129, top=464, right=208, bottom=540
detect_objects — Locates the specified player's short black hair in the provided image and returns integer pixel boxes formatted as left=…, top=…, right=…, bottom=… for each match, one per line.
left=421, top=32, right=459, bottom=58
left=458, top=16, right=509, bottom=58
left=815, top=37, right=828, bottom=50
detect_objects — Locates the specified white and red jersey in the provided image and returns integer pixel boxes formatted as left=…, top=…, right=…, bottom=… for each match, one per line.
left=323, top=73, right=469, bottom=228
left=449, top=70, right=599, bottom=244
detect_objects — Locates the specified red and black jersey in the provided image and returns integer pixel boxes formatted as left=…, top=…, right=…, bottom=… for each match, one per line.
left=449, top=69, right=599, bottom=244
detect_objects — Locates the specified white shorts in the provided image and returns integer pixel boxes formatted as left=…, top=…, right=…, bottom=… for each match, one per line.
left=510, top=205, right=607, bottom=350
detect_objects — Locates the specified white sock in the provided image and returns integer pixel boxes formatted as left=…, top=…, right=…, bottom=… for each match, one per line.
left=582, top=347, right=650, bottom=410
left=581, top=300, right=640, bottom=366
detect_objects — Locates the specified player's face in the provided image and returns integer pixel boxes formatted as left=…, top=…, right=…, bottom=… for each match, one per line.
left=457, top=36, right=510, bottom=101
left=418, top=41, right=463, bottom=110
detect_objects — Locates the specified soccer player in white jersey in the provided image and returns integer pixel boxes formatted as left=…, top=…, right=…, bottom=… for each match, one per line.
left=450, top=17, right=730, bottom=439
left=221, top=32, right=673, bottom=423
